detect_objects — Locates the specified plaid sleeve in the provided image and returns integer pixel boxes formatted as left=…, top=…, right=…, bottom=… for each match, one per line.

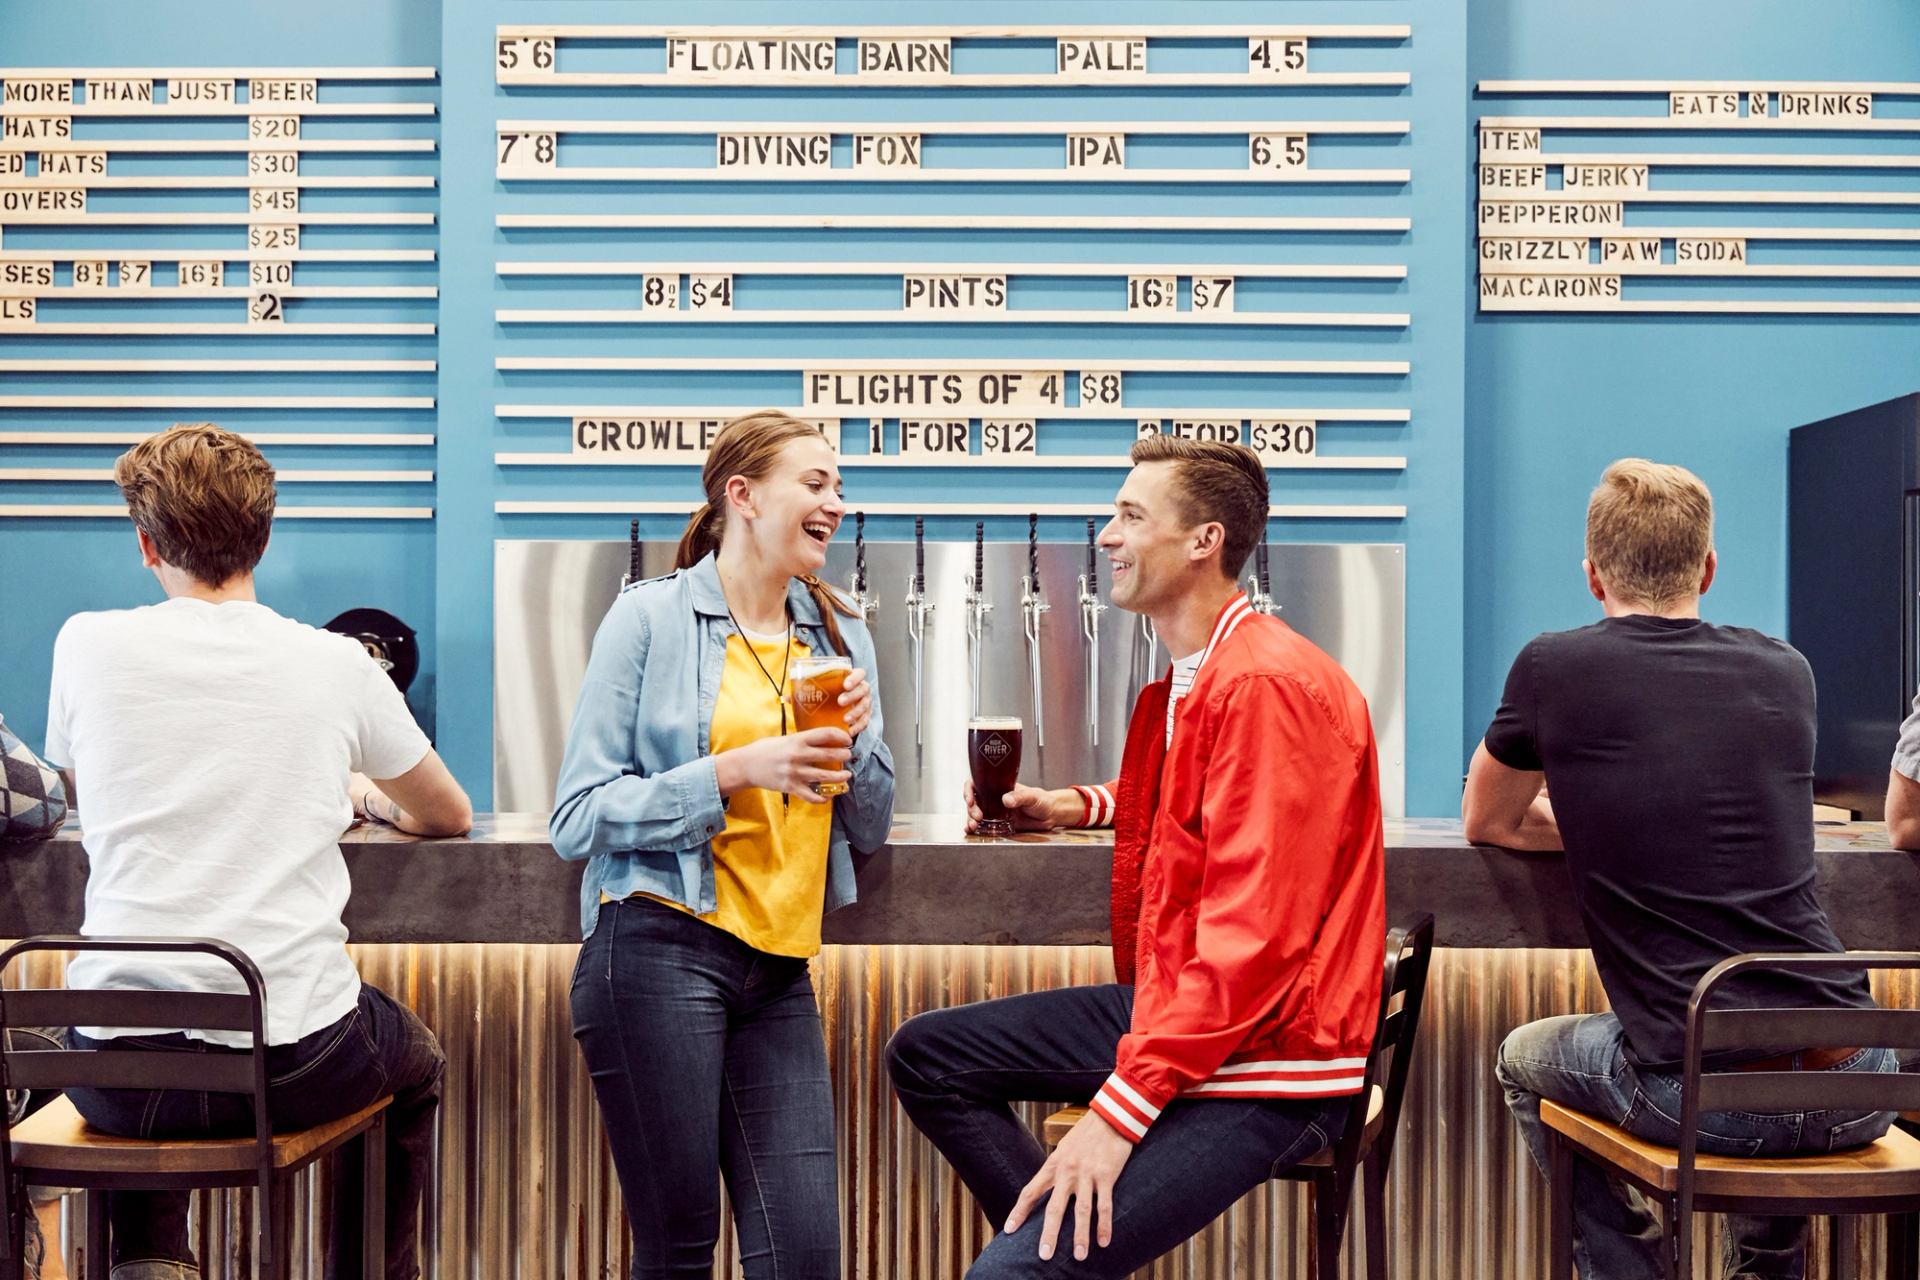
left=1, top=714, right=69, bottom=842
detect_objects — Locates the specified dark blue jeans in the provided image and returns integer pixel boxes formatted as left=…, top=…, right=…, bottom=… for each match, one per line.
left=885, top=983, right=1347, bottom=1279
left=68, top=981, right=444, bottom=1280
left=1497, top=1013, right=1896, bottom=1280
left=571, top=897, right=838, bottom=1280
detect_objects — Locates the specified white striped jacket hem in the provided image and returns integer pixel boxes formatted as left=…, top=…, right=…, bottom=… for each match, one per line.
left=1089, top=1057, right=1368, bottom=1140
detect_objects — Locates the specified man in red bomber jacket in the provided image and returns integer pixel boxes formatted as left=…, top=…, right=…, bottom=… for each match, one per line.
left=886, top=436, right=1386, bottom=1278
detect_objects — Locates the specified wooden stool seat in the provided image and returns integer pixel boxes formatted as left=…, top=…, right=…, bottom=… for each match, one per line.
left=12, top=1095, right=393, bottom=1177
left=1542, top=1099, right=1920, bottom=1201
left=1044, top=1086, right=1385, bottom=1168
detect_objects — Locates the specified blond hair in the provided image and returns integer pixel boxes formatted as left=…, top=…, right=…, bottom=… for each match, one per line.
left=113, top=423, right=276, bottom=587
left=1585, top=458, right=1714, bottom=609
left=1127, top=435, right=1270, bottom=578
left=675, top=410, right=857, bottom=656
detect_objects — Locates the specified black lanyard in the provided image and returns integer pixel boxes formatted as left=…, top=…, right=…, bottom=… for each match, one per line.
left=726, top=607, right=794, bottom=810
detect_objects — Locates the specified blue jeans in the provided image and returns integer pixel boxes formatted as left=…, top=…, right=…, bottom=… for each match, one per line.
left=1497, top=1013, right=1896, bottom=1280
left=68, top=981, right=445, bottom=1280
left=571, top=897, right=838, bottom=1280
left=886, top=983, right=1347, bottom=1279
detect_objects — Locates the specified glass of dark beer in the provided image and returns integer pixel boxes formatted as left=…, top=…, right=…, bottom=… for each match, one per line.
left=968, top=716, right=1024, bottom=837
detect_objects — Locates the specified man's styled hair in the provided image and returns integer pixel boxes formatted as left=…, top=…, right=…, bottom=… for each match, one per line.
left=1585, top=458, right=1714, bottom=609
left=114, top=422, right=276, bottom=587
left=1128, top=435, right=1270, bottom=578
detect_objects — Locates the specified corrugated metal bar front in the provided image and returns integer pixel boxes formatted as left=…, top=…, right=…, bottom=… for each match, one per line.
left=11, top=945, right=1915, bottom=1278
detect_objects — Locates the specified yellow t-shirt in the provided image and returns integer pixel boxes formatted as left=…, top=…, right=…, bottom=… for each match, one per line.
left=669, top=628, right=834, bottom=957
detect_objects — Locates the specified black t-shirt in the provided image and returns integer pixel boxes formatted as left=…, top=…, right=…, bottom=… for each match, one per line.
left=1484, top=615, right=1873, bottom=1070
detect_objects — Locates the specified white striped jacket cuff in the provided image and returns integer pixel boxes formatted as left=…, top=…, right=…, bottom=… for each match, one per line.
left=1088, top=1072, right=1162, bottom=1143
left=1072, top=784, right=1116, bottom=828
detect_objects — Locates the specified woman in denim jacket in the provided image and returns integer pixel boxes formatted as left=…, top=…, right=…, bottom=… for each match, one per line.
left=552, top=411, right=895, bottom=1279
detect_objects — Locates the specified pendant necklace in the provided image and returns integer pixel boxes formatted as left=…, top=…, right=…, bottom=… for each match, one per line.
left=727, top=602, right=795, bottom=811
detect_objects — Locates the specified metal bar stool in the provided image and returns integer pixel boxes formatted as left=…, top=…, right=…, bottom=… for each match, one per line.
left=1044, top=912, right=1435, bottom=1280
left=1541, top=951, right=1920, bottom=1280
left=0, top=936, right=390, bottom=1280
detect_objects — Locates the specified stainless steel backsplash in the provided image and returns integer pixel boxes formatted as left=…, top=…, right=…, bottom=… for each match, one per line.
left=493, top=539, right=1405, bottom=815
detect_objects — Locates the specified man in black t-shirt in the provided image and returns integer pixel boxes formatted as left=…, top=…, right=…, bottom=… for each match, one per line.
left=1465, top=458, right=1892, bottom=1280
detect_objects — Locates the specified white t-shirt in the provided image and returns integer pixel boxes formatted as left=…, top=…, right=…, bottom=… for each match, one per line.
left=1167, top=649, right=1204, bottom=746
left=44, top=598, right=430, bottom=1046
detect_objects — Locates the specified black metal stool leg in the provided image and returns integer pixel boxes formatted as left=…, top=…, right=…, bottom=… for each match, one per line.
left=1, top=1170, right=25, bottom=1280
left=82, top=1190, right=107, bottom=1280
left=1892, top=1210, right=1920, bottom=1280
left=1548, top=1132, right=1574, bottom=1280
left=268, top=1177, right=295, bottom=1280
left=363, top=1113, right=387, bottom=1280
left=1831, top=1214, right=1857, bottom=1280
left=1362, top=1153, right=1387, bottom=1280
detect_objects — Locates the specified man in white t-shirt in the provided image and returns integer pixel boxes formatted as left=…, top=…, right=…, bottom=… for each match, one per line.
left=42, top=423, right=470, bottom=1280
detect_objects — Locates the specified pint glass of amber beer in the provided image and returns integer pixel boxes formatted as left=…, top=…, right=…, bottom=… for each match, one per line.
left=968, top=716, right=1024, bottom=836
left=791, top=655, right=853, bottom=796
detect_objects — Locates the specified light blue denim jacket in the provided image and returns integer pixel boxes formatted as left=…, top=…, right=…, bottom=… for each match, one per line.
left=549, top=553, right=897, bottom=939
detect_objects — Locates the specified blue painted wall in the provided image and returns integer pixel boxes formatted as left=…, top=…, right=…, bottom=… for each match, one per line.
left=0, top=0, right=442, bottom=747
left=1462, top=0, right=1920, bottom=758
left=8, top=0, right=1912, bottom=816
left=441, top=0, right=1465, bottom=812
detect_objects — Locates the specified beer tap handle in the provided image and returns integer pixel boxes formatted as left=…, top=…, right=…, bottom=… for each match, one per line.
left=854, top=512, right=867, bottom=594
left=974, top=521, right=985, bottom=598
left=1023, top=512, right=1046, bottom=749
left=621, top=519, right=641, bottom=590
left=1249, top=538, right=1278, bottom=615
left=967, top=521, right=987, bottom=717
left=848, top=512, right=877, bottom=620
left=1021, top=514, right=1036, bottom=598
left=914, top=516, right=926, bottom=596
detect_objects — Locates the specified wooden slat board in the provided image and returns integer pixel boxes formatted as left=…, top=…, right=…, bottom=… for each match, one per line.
left=1474, top=80, right=1920, bottom=313
left=0, top=64, right=439, bottom=517
left=0, top=504, right=433, bottom=519
left=497, top=213, right=1413, bottom=232
left=495, top=500, right=1408, bottom=519
left=486, top=19, right=1413, bottom=525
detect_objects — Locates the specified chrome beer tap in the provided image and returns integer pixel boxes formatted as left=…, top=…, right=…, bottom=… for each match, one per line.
left=1021, top=513, right=1049, bottom=750
left=963, top=521, right=992, bottom=718
left=903, top=516, right=934, bottom=748
left=1249, top=538, right=1278, bottom=616
left=1136, top=612, right=1161, bottom=691
left=848, top=512, right=878, bottom=624
left=1077, top=518, right=1106, bottom=748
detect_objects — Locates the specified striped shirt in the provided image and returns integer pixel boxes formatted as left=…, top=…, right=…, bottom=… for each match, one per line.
left=1165, top=650, right=1204, bottom=746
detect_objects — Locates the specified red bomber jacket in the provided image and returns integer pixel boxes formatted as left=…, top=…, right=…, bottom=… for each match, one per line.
left=1068, top=594, right=1386, bottom=1143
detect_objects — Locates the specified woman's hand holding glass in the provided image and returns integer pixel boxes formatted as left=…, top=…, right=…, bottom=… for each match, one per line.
left=837, top=667, right=873, bottom=739
left=714, top=729, right=852, bottom=805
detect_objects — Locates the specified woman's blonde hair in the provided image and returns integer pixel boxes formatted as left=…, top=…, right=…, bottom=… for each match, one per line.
left=675, top=410, right=857, bottom=655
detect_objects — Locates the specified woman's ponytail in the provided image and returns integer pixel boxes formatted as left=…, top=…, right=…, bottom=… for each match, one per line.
left=674, top=500, right=720, bottom=570
left=799, top=574, right=858, bottom=657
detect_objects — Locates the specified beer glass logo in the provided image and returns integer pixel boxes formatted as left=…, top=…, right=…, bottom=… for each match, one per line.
left=795, top=682, right=829, bottom=714
left=981, top=733, right=1012, bottom=765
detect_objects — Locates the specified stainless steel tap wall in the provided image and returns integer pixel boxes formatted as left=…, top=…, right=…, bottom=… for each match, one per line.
left=17, top=945, right=1912, bottom=1279
left=493, top=539, right=1405, bottom=816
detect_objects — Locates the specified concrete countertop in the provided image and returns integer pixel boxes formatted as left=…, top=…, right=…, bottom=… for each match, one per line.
left=10, top=815, right=1908, bottom=949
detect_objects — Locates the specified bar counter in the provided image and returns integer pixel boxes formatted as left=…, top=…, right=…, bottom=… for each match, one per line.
left=10, top=816, right=1913, bottom=1280
left=14, top=814, right=1916, bottom=947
